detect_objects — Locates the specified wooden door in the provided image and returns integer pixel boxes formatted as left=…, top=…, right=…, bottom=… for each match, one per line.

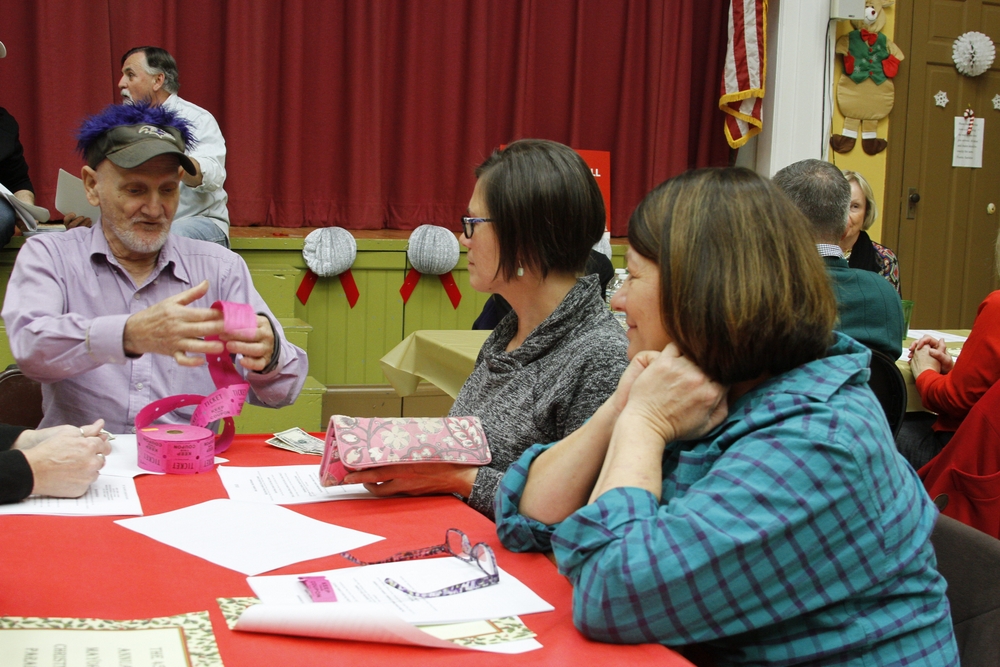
left=885, top=0, right=1000, bottom=328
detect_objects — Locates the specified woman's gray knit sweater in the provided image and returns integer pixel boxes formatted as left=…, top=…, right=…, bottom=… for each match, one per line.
left=451, top=274, right=629, bottom=519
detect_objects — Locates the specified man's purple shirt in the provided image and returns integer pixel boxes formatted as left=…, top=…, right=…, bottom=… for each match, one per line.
left=1, top=221, right=308, bottom=433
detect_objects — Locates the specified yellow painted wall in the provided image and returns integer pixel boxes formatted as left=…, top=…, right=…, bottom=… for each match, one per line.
left=827, top=7, right=897, bottom=244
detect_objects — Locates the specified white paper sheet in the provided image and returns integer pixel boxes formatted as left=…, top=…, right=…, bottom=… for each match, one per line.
left=101, top=434, right=227, bottom=478
left=235, top=603, right=541, bottom=653
left=0, top=475, right=142, bottom=516
left=218, top=465, right=374, bottom=504
left=907, top=329, right=968, bottom=344
left=101, top=434, right=162, bottom=477
left=248, top=559, right=554, bottom=625
left=114, top=499, right=383, bottom=575
left=952, top=117, right=984, bottom=168
left=0, top=181, right=50, bottom=229
left=54, top=168, right=101, bottom=219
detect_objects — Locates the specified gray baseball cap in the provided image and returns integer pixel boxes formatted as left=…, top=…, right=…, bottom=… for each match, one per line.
left=88, top=123, right=196, bottom=174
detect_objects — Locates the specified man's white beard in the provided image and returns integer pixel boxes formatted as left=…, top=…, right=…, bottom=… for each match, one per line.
left=121, top=89, right=134, bottom=105
left=115, top=219, right=170, bottom=254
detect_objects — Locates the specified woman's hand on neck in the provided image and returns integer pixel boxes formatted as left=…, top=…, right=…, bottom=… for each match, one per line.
left=500, top=270, right=579, bottom=352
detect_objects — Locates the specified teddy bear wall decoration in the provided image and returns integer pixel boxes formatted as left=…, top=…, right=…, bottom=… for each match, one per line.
left=830, top=0, right=905, bottom=155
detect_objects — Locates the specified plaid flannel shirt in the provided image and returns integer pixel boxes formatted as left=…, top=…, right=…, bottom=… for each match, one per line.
left=496, top=333, right=957, bottom=666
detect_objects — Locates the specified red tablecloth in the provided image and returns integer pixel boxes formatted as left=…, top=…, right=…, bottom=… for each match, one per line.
left=0, top=434, right=691, bottom=666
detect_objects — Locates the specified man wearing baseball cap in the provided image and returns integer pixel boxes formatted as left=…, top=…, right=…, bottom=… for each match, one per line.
left=1, top=103, right=308, bottom=433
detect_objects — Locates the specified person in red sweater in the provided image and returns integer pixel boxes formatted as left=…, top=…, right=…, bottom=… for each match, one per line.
left=900, top=234, right=1000, bottom=468
left=913, top=293, right=1000, bottom=429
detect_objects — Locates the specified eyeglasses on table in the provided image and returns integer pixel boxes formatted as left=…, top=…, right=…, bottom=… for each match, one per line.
left=340, top=527, right=499, bottom=598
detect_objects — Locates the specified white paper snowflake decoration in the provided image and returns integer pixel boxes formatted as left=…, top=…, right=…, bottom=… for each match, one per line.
left=934, top=91, right=950, bottom=108
left=993, top=94, right=1000, bottom=111
left=953, top=32, right=996, bottom=77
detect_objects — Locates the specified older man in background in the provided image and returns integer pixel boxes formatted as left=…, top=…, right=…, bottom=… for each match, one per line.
left=1, top=103, right=307, bottom=434
left=773, top=159, right=904, bottom=361
left=117, top=46, right=230, bottom=246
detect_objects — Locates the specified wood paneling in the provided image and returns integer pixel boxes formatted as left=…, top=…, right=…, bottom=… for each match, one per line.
left=887, top=0, right=1000, bottom=328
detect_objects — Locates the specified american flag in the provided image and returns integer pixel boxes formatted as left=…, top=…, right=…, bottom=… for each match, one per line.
left=720, top=0, right=767, bottom=148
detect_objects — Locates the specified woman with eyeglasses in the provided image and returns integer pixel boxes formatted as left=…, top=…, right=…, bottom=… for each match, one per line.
left=343, top=139, right=628, bottom=520
left=496, top=168, right=957, bottom=665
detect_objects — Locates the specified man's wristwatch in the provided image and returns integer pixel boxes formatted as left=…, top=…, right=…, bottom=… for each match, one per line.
left=254, top=312, right=282, bottom=375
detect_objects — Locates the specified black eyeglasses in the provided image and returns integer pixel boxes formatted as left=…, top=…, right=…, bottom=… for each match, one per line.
left=340, top=528, right=499, bottom=598
left=461, top=216, right=494, bottom=239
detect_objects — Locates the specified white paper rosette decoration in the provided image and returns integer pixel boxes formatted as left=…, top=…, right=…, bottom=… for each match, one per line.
left=399, top=225, right=463, bottom=308
left=953, top=32, right=996, bottom=77
left=298, top=227, right=360, bottom=307
left=407, top=224, right=460, bottom=275
left=303, top=227, right=357, bottom=277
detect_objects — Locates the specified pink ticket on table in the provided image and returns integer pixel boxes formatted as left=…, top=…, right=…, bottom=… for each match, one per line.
left=299, top=576, right=338, bottom=602
left=135, top=391, right=240, bottom=473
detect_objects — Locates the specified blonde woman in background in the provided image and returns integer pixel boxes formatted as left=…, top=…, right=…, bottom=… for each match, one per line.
left=841, top=170, right=900, bottom=294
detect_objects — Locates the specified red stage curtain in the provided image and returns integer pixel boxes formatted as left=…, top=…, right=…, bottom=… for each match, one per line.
left=0, top=1, right=731, bottom=234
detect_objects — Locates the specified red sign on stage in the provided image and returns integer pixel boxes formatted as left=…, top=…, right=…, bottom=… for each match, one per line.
left=574, top=149, right=611, bottom=232
left=499, top=144, right=610, bottom=232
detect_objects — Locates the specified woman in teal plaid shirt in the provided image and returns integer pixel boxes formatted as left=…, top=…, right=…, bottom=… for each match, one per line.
left=495, top=168, right=957, bottom=666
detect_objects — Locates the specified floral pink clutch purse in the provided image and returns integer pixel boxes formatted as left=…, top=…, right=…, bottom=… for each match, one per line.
left=319, top=415, right=492, bottom=486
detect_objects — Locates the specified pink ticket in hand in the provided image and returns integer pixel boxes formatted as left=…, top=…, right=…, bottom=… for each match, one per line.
left=134, top=302, right=255, bottom=475
left=299, top=576, right=338, bottom=602
left=212, top=300, right=258, bottom=339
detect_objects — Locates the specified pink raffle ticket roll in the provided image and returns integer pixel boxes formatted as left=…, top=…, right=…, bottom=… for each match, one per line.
left=135, top=301, right=255, bottom=474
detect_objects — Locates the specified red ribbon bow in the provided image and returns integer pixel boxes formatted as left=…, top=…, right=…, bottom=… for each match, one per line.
left=296, top=269, right=360, bottom=308
left=860, top=29, right=879, bottom=46
left=399, top=269, right=462, bottom=309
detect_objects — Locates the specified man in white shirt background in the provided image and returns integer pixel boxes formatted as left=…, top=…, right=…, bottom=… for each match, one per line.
left=117, top=46, right=231, bottom=247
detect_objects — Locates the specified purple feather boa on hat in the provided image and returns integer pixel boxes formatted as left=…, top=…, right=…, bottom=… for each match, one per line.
left=76, top=102, right=197, bottom=156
